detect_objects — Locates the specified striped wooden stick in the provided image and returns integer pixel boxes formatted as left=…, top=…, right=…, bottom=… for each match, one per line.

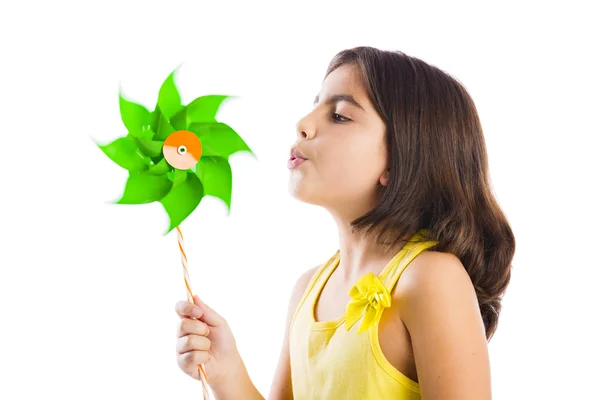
left=177, top=226, right=211, bottom=400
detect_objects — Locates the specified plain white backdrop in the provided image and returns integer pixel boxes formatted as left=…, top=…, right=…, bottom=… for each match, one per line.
left=1, top=0, right=598, bottom=399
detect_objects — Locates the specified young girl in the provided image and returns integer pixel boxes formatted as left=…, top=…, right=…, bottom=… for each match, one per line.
left=175, top=46, right=515, bottom=399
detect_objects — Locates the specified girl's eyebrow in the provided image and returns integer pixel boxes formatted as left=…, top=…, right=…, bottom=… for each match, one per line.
left=313, top=94, right=365, bottom=112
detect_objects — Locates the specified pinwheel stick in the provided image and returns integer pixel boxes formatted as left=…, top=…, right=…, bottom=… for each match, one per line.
left=177, top=226, right=211, bottom=400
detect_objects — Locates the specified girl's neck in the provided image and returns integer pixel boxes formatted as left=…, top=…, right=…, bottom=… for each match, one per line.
left=334, top=218, right=407, bottom=283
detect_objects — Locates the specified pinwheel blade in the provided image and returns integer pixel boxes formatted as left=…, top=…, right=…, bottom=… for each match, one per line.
left=167, top=169, right=188, bottom=188
left=195, top=156, right=232, bottom=211
left=160, top=173, right=205, bottom=234
left=186, top=95, right=231, bottom=124
left=157, top=69, right=183, bottom=120
left=119, top=92, right=152, bottom=134
left=116, top=173, right=173, bottom=204
left=189, top=122, right=253, bottom=158
left=170, top=107, right=188, bottom=131
left=144, top=158, right=171, bottom=175
left=155, top=112, right=176, bottom=141
left=135, top=137, right=165, bottom=157
left=97, top=136, right=149, bottom=172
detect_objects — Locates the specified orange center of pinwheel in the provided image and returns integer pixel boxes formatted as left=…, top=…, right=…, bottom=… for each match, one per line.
left=162, top=130, right=202, bottom=170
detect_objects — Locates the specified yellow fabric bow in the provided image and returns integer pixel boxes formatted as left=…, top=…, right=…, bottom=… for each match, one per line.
left=345, top=272, right=392, bottom=333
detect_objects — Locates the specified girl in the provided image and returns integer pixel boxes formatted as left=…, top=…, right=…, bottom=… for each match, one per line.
left=175, top=46, right=515, bottom=399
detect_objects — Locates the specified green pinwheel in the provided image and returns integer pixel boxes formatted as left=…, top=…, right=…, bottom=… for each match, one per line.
left=97, top=67, right=253, bottom=234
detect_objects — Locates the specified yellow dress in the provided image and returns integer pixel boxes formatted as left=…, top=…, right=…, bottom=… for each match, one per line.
left=289, top=230, right=438, bottom=399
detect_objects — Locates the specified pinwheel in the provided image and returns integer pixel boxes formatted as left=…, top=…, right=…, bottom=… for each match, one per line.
left=96, top=67, right=254, bottom=399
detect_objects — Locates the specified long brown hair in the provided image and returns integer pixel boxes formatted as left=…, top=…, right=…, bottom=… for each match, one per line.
left=324, top=46, right=515, bottom=341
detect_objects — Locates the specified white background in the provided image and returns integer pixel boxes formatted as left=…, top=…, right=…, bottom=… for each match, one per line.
left=1, top=1, right=598, bottom=399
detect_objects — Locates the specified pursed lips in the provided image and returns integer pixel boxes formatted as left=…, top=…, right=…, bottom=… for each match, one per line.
left=288, top=147, right=308, bottom=169
left=290, top=147, right=308, bottom=160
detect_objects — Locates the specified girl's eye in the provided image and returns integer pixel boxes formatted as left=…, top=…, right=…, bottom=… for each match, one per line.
left=331, top=112, right=350, bottom=123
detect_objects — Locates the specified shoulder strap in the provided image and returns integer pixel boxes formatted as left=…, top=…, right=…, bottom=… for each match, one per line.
left=289, top=250, right=340, bottom=330
left=379, top=230, right=439, bottom=293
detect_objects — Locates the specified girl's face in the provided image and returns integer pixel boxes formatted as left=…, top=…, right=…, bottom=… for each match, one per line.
left=289, top=64, right=389, bottom=219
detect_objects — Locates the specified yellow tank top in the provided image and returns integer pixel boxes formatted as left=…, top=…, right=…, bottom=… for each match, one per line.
left=289, top=229, right=438, bottom=399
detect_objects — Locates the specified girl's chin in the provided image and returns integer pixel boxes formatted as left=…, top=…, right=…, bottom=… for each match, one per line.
left=288, top=181, right=318, bottom=204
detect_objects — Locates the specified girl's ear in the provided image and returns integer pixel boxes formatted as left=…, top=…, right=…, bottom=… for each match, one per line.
left=379, top=167, right=390, bottom=186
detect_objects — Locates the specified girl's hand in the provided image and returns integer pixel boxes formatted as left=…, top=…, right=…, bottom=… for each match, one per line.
left=175, top=295, right=242, bottom=386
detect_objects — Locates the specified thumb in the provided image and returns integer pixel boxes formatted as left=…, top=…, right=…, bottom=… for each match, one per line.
left=193, top=295, right=226, bottom=327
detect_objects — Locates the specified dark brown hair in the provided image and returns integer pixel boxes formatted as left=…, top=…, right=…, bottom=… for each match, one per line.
left=324, top=46, right=515, bottom=341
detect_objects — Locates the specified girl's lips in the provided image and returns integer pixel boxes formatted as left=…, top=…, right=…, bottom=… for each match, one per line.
left=288, top=146, right=308, bottom=169
left=288, top=157, right=306, bottom=169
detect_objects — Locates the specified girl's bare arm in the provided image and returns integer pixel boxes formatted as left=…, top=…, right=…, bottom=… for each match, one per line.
left=267, top=266, right=318, bottom=400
